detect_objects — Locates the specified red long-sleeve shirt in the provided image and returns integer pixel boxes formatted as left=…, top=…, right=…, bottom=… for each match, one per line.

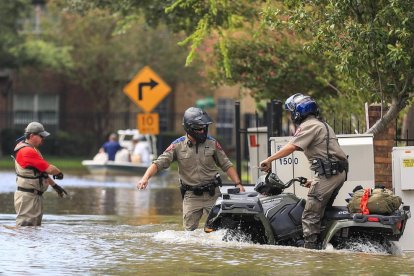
left=16, top=146, right=49, bottom=172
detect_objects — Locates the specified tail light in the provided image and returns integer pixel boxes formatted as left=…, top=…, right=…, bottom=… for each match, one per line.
left=396, top=221, right=404, bottom=230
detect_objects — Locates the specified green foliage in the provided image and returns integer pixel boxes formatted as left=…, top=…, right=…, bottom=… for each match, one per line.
left=11, top=40, right=74, bottom=71
left=48, top=0, right=207, bottom=94
left=262, top=0, right=414, bottom=133
left=211, top=33, right=338, bottom=101
left=51, top=130, right=96, bottom=157
left=0, top=0, right=32, bottom=68
left=166, top=0, right=259, bottom=74
left=34, top=1, right=209, bottom=139
left=0, top=0, right=73, bottom=71
left=65, top=0, right=260, bottom=76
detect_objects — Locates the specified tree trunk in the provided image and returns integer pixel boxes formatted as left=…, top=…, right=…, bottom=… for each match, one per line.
left=366, top=97, right=403, bottom=136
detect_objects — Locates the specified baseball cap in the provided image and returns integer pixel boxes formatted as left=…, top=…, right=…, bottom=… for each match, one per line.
left=25, top=122, right=50, bottom=138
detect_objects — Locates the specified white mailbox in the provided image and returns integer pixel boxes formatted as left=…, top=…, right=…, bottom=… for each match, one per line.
left=392, top=147, right=414, bottom=251
left=394, top=150, right=414, bottom=190
left=269, top=134, right=375, bottom=205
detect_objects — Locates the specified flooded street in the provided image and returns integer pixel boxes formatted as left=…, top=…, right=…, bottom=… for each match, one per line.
left=1, top=171, right=414, bottom=275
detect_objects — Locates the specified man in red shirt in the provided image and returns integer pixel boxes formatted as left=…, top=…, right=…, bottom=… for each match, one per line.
left=14, top=122, right=67, bottom=226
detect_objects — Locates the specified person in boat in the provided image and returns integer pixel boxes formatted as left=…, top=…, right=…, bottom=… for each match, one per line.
left=137, top=107, right=245, bottom=231
left=100, top=133, right=122, bottom=161
left=13, top=122, right=67, bottom=226
left=131, top=134, right=151, bottom=165
left=259, top=94, right=349, bottom=249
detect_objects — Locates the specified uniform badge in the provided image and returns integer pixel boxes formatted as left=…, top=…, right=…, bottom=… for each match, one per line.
left=216, top=141, right=223, bottom=151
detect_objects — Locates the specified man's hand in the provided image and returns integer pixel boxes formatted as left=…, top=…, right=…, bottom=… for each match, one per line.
left=259, top=159, right=272, bottom=172
left=303, top=180, right=312, bottom=188
left=137, top=178, right=149, bottom=190
left=236, top=183, right=246, bottom=192
left=53, top=172, right=64, bottom=180
left=52, top=184, right=68, bottom=198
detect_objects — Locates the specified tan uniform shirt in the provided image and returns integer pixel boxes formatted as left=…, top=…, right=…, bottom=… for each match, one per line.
left=153, top=135, right=233, bottom=186
left=289, top=116, right=347, bottom=165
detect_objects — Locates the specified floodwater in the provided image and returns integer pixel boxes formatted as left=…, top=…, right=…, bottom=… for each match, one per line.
left=1, top=171, right=414, bottom=275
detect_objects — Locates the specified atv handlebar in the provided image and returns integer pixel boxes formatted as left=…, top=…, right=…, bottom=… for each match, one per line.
left=284, top=176, right=308, bottom=189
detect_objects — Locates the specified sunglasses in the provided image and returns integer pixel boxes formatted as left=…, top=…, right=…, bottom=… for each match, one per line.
left=191, top=125, right=206, bottom=131
left=33, top=133, right=45, bottom=139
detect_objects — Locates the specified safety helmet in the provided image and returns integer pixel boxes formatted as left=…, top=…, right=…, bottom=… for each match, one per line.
left=254, top=172, right=286, bottom=196
left=284, top=93, right=319, bottom=124
left=182, top=107, right=213, bottom=144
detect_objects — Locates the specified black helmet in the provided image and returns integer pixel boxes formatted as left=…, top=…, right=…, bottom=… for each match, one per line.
left=254, top=172, right=286, bottom=196
left=284, top=93, right=319, bottom=125
left=182, top=107, right=213, bottom=144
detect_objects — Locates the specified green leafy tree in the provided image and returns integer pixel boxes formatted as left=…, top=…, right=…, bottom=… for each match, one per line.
left=0, top=0, right=72, bottom=71
left=64, top=0, right=260, bottom=77
left=0, top=0, right=31, bottom=68
left=63, top=0, right=367, bottom=123
left=262, top=0, right=414, bottom=135
left=40, top=1, right=208, bottom=139
left=211, top=31, right=333, bottom=97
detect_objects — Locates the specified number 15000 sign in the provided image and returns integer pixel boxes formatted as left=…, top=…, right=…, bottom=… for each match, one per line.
left=279, top=157, right=299, bottom=165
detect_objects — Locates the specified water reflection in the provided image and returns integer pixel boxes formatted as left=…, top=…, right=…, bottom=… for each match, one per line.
left=0, top=171, right=182, bottom=219
left=1, top=171, right=414, bottom=275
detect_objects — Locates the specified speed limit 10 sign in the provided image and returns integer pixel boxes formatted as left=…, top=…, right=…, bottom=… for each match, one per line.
left=137, top=113, right=159, bottom=135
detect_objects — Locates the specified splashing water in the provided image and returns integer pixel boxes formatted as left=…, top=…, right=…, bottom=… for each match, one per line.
left=335, top=237, right=400, bottom=254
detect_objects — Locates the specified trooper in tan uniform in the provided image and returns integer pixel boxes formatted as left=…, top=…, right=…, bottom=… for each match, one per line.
left=260, top=94, right=348, bottom=249
left=137, top=107, right=245, bottom=230
left=13, top=122, right=67, bottom=226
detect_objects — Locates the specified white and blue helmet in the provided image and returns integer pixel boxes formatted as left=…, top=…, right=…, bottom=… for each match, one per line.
left=284, top=93, right=319, bottom=124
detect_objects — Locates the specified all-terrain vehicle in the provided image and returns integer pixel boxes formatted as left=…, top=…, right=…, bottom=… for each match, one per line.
left=204, top=172, right=410, bottom=252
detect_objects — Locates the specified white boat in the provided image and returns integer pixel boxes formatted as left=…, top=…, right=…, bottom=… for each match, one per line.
left=81, top=160, right=150, bottom=176
left=82, top=129, right=157, bottom=176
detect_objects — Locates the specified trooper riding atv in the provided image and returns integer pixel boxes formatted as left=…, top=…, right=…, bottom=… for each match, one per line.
left=204, top=172, right=411, bottom=252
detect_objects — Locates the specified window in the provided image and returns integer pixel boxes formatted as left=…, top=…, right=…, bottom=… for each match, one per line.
left=216, top=98, right=235, bottom=147
left=13, top=94, right=59, bottom=131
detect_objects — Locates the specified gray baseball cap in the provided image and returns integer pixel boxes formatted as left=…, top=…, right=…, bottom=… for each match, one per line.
left=25, top=122, right=50, bottom=138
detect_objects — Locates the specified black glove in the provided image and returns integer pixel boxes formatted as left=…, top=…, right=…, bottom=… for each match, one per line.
left=53, top=172, right=64, bottom=180
left=52, top=184, right=68, bottom=198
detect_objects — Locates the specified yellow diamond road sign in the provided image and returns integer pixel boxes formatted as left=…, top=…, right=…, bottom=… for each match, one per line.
left=123, top=66, right=171, bottom=113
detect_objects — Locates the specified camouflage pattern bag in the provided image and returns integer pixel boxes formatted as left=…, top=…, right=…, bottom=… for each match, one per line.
left=347, top=188, right=402, bottom=215
left=347, top=189, right=364, bottom=213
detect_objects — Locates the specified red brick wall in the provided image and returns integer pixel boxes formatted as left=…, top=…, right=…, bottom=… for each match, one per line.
left=368, top=104, right=395, bottom=188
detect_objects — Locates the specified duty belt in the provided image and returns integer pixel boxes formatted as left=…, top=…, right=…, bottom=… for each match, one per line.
left=310, top=159, right=349, bottom=178
left=180, top=174, right=222, bottom=198
left=17, top=186, right=44, bottom=196
left=181, top=182, right=216, bottom=192
left=180, top=182, right=218, bottom=197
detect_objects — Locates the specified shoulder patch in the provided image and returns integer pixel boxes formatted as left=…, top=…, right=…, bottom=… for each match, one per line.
left=165, top=144, right=175, bottom=152
left=207, top=136, right=216, bottom=141
left=215, top=141, right=223, bottom=151
left=294, top=127, right=302, bottom=137
left=165, top=136, right=185, bottom=152
left=172, top=136, right=186, bottom=144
